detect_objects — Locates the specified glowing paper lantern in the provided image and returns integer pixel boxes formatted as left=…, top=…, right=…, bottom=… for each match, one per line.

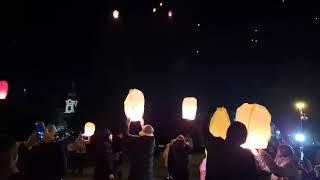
left=124, top=89, right=145, bottom=122
left=168, top=10, right=173, bottom=18
left=236, top=103, right=271, bottom=149
left=113, top=10, right=119, bottom=19
left=209, top=107, right=231, bottom=140
left=0, top=81, right=8, bottom=99
left=182, top=97, right=197, bottom=120
left=83, top=122, right=95, bottom=136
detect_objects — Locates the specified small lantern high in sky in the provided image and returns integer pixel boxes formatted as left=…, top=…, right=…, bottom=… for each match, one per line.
left=182, top=97, right=197, bottom=120
left=113, top=10, right=119, bottom=19
left=168, top=10, right=173, bottom=18
left=0, top=81, right=8, bottom=100
left=124, top=89, right=145, bottom=122
left=236, top=103, right=271, bottom=150
left=209, top=107, right=231, bottom=140
left=83, top=122, right=95, bottom=136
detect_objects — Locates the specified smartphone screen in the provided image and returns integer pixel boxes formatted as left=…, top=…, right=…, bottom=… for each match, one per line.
left=35, top=121, right=45, bottom=141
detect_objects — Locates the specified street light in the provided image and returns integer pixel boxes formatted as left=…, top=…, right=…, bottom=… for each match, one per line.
left=295, top=101, right=308, bottom=127
left=294, top=101, right=308, bottom=163
left=295, top=102, right=306, bottom=112
left=295, top=133, right=306, bottom=142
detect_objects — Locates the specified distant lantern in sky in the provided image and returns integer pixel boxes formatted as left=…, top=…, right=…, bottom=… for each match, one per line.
left=153, top=8, right=157, bottom=13
left=0, top=81, right=8, bottom=100
left=168, top=10, right=173, bottom=18
left=83, top=122, right=95, bottom=137
left=113, top=10, right=119, bottom=19
left=209, top=107, right=231, bottom=140
left=182, top=97, right=197, bottom=120
left=160, top=2, right=163, bottom=6
left=124, top=89, right=145, bottom=122
left=197, top=23, right=200, bottom=27
left=236, top=103, right=272, bottom=150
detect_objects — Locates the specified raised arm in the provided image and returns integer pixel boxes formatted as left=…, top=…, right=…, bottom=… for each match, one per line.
left=260, top=150, right=298, bottom=177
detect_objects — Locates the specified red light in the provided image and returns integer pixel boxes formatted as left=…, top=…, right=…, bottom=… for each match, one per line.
left=0, top=81, right=8, bottom=99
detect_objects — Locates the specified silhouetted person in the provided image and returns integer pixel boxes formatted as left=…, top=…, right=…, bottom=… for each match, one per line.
left=124, top=120, right=155, bottom=180
left=67, top=134, right=87, bottom=176
left=259, top=144, right=301, bottom=180
left=94, top=129, right=115, bottom=180
left=206, top=121, right=258, bottom=180
left=112, top=133, right=123, bottom=179
left=0, top=135, right=24, bottom=180
left=24, top=132, right=67, bottom=180
left=168, top=135, right=192, bottom=180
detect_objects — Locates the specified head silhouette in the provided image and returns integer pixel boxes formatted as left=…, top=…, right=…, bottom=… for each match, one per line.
left=226, top=122, right=247, bottom=146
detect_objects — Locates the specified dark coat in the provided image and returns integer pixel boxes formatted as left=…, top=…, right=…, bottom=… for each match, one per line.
left=24, top=140, right=67, bottom=180
left=125, top=135, right=155, bottom=180
left=205, top=134, right=258, bottom=180
left=94, top=133, right=114, bottom=180
left=168, top=140, right=192, bottom=180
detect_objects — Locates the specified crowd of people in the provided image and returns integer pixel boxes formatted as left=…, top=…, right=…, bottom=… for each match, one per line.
left=1, top=119, right=320, bottom=180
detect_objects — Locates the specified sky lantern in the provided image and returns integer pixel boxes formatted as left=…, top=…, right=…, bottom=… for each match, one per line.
left=83, top=122, right=95, bottom=136
left=124, top=89, right=145, bottom=122
left=168, top=10, right=173, bottom=18
left=113, top=10, right=119, bottom=19
left=236, top=103, right=271, bottom=149
left=0, top=81, right=8, bottom=100
left=153, top=8, right=157, bottom=13
left=182, top=97, right=197, bottom=120
left=209, top=107, right=231, bottom=140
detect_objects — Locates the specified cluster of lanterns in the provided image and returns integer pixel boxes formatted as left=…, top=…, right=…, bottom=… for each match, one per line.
left=1, top=80, right=272, bottom=150
left=112, top=2, right=174, bottom=20
left=209, top=103, right=272, bottom=150
left=123, top=88, right=271, bottom=150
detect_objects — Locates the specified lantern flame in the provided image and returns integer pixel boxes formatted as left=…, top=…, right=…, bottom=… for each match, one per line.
left=182, top=97, right=197, bottom=120
left=113, top=10, right=119, bottom=19
left=83, top=122, right=95, bottom=137
left=124, top=89, right=145, bottom=122
left=0, top=81, right=8, bottom=100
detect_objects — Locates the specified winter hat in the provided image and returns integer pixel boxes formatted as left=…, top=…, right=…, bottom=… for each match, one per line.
left=139, top=125, right=154, bottom=137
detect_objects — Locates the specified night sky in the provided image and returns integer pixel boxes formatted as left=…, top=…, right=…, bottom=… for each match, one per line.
left=1, top=0, right=320, bottom=142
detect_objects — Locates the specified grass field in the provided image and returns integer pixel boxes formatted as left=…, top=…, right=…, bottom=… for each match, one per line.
left=65, top=153, right=205, bottom=180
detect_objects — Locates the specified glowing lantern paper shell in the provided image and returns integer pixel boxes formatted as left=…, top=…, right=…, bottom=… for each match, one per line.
left=0, top=81, right=8, bottom=100
left=113, top=10, right=119, bottom=19
left=209, top=107, right=231, bottom=140
left=83, top=122, right=95, bottom=136
left=124, top=89, right=145, bottom=122
left=236, top=103, right=271, bottom=149
left=182, top=97, right=197, bottom=120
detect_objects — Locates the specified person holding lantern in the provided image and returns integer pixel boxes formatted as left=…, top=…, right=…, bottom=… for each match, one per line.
left=259, top=144, right=301, bottom=180
left=124, top=119, right=155, bottom=180
left=94, top=129, right=115, bottom=180
left=0, top=135, right=25, bottom=180
left=205, top=121, right=258, bottom=180
left=167, top=135, right=192, bottom=180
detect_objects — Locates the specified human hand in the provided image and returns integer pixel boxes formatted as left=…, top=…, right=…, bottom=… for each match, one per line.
left=127, top=118, right=131, bottom=127
left=314, top=165, right=320, bottom=177
left=251, top=149, right=259, bottom=156
left=109, top=174, right=115, bottom=180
